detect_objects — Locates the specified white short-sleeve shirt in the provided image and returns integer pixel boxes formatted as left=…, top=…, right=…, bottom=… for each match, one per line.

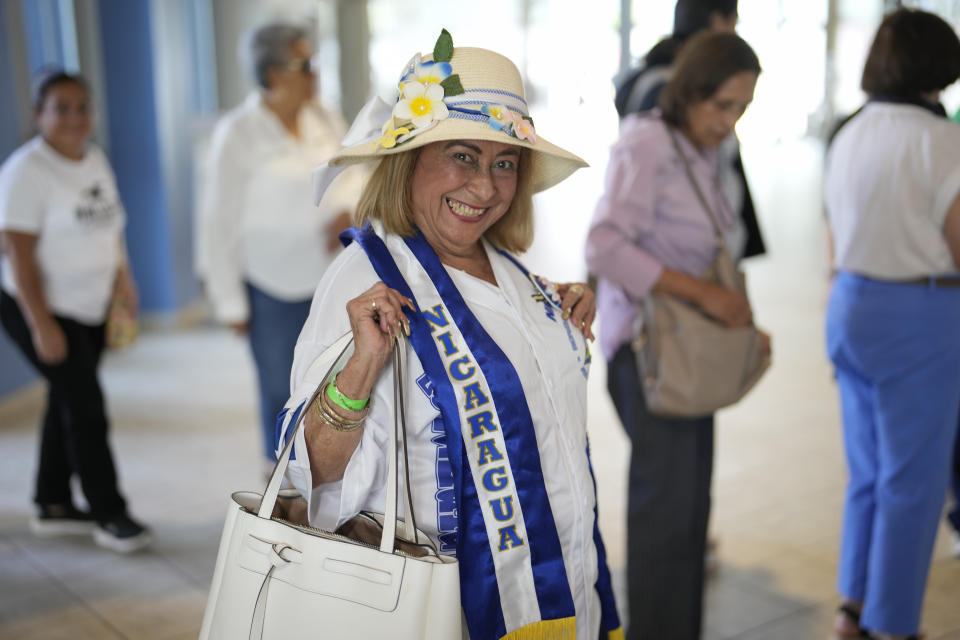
left=825, top=102, right=960, bottom=278
left=0, top=137, right=125, bottom=324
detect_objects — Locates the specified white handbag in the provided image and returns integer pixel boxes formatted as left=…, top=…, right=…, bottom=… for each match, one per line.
left=199, top=333, right=461, bottom=639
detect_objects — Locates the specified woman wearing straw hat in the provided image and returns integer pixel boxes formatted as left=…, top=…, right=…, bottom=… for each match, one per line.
left=275, top=30, right=622, bottom=640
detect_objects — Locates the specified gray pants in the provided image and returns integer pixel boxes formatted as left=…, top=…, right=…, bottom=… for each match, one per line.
left=608, top=345, right=714, bottom=640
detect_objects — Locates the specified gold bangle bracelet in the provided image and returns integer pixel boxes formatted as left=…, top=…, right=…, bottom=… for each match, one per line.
left=314, top=397, right=361, bottom=432
left=320, top=386, right=370, bottom=424
left=314, top=384, right=369, bottom=432
left=316, top=395, right=360, bottom=428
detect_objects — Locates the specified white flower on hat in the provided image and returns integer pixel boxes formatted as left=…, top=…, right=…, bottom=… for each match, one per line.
left=401, top=55, right=453, bottom=87
left=393, top=81, right=449, bottom=130
left=326, top=29, right=588, bottom=195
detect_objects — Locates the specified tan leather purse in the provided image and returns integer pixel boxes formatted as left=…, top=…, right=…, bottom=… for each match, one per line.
left=632, top=128, right=770, bottom=417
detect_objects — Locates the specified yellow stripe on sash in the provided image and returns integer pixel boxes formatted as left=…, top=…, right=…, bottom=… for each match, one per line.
left=607, top=627, right=625, bottom=640
left=499, top=617, right=576, bottom=640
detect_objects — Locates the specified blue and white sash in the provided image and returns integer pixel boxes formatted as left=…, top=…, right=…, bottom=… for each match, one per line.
left=344, top=224, right=622, bottom=640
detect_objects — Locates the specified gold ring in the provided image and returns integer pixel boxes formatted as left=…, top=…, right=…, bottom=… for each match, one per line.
left=580, top=320, right=586, bottom=329
left=570, top=284, right=584, bottom=295
left=371, top=299, right=378, bottom=311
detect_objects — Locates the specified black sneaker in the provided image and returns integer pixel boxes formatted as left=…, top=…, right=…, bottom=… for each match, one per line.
left=30, top=503, right=97, bottom=537
left=93, top=513, right=152, bottom=553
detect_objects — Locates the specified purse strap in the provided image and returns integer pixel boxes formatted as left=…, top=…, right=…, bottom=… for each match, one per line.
left=259, top=332, right=419, bottom=555
left=666, top=125, right=728, bottom=249
left=385, top=332, right=421, bottom=549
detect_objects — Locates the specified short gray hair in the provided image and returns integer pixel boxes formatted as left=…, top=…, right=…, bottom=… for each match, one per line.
left=246, top=23, right=309, bottom=89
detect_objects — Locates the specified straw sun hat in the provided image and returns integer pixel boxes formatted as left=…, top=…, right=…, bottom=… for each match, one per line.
left=326, top=29, right=587, bottom=195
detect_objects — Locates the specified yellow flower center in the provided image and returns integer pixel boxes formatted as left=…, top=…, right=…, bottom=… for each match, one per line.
left=410, top=96, right=432, bottom=116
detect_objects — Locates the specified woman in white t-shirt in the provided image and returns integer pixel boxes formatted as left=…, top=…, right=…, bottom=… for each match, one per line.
left=824, top=10, right=960, bottom=640
left=0, top=69, right=149, bottom=553
left=201, top=23, right=362, bottom=466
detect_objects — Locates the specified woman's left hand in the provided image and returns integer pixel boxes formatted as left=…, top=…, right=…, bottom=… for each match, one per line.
left=556, top=282, right=595, bottom=341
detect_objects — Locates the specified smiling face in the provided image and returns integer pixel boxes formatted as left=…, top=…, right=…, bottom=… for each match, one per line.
left=410, top=139, right=520, bottom=262
left=683, top=70, right=757, bottom=150
left=36, top=81, right=92, bottom=160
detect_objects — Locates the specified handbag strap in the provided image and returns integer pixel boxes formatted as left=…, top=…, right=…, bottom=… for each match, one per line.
left=666, top=125, right=727, bottom=249
left=382, top=333, right=420, bottom=550
left=394, top=334, right=421, bottom=544
left=258, top=332, right=418, bottom=555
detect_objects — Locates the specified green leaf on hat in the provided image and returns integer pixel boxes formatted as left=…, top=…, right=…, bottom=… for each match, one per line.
left=440, top=74, right=464, bottom=96
left=523, top=115, right=535, bottom=126
left=434, top=29, right=454, bottom=62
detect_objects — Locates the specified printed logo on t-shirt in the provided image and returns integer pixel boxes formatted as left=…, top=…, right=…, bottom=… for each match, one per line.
left=75, top=182, right=122, bottom=229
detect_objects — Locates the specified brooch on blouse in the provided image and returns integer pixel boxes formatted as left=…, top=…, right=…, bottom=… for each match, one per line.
left=528, top=273, right=564, bottom=311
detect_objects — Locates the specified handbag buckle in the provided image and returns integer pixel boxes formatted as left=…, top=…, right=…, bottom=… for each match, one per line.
left=248, top=534, right=301, bottom=566
left=271, top=542, right=296, bottom=564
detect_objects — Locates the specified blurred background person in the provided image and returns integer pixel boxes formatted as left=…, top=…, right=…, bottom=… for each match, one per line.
left=0, top=69, right=149, bottom=554
left=201, top=22, right=362, bottom=469
left=615, top=0, right=738, bottom=115
left=611, top=0, right=763, bottom=579
left=824, top=9, right=960, bottom=640
left=615, top=0, right=764, bottom=268
left=587, top=32, right=765, bottom=640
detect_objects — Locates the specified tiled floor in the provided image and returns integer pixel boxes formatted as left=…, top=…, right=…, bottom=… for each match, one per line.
left=1, top=138, right=959, bottom=639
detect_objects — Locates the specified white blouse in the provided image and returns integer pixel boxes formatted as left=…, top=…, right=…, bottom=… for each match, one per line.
left=279, top=230, right=602, bottom=638
left=825, top=102, right=960, bottom=279
left=201, top=93, right=363, bottom=322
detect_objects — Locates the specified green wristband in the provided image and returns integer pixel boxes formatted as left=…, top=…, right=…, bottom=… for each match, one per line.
left=327, top=373, right=370, bottom=411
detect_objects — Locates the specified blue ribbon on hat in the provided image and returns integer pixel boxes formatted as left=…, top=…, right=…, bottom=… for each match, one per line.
left=312, top=86, right=534, bottom=207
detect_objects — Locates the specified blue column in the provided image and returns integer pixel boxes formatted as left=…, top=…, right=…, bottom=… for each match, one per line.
left=96, top=0, right=176, bottom=313
left=19, top=0, right=68, bottom=72
left=0, top=1, right=39, bottom=394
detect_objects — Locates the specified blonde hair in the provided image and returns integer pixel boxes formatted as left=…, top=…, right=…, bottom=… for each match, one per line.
left=354, top=146, right=535, bottom=254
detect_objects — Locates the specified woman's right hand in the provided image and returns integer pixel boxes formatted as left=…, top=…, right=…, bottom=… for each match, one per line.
left=32, top=316, right=67, bottom=364
left=697, top=283, right=753, bottom=328
left=338, top=282, right=414, bottom=400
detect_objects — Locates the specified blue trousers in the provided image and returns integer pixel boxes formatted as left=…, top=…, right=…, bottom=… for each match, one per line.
left=827, top=272, right=960, bottom=635
left=246, top=283, right=312, bottom=461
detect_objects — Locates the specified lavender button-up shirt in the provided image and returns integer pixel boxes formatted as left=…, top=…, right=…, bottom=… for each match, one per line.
left=586, top=113, right=735, bottom=360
